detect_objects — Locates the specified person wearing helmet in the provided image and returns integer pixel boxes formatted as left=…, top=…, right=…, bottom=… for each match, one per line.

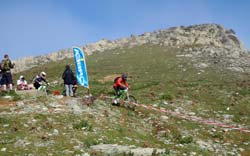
left=33, top=72, right=48, bottom=90
left=1, top=54, right=15, bottom=92
left=113, top=73, right=129, bottom=104
left=17, top=75, right=29, bottom=90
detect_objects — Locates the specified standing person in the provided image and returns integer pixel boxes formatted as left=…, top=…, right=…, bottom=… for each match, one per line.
left=1, top=54, right=15, bottom=92
left=62, top=65, right=74, bottom=97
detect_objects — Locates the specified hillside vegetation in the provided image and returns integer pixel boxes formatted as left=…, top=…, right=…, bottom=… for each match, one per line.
left=0, top=44, right=248, bottom=155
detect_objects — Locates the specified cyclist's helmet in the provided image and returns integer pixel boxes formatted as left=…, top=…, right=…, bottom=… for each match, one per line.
left=40, top=71, right=46, bottom=78
left=121, top=73, right=127, bottom=81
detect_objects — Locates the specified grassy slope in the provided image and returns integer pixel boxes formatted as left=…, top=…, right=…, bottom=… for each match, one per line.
left=2, top=44, right=249, bottom=155
left=14, top=44, right=250, bottom=121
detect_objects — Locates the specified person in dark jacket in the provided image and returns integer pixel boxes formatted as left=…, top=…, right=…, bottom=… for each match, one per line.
left=62, top=65, right=74, bottom=96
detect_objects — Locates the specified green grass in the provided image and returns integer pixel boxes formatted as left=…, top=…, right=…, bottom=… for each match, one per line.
left=4, top=44, right=250, bottom=155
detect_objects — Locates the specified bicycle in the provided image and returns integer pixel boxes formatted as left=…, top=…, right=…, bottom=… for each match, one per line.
left=110, top=89, right=138, bottom=110
left=38, top=83, right=52, bottom=95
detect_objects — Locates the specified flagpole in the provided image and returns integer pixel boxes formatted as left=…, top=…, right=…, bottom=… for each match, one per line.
left=87, top=88, right=90, bottom=96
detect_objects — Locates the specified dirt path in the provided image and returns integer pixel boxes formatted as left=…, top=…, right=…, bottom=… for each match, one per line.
left=0, top=99, right=16, bottom=107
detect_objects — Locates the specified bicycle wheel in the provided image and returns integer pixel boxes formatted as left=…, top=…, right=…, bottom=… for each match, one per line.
left=124, top=95, right=137, bottom=110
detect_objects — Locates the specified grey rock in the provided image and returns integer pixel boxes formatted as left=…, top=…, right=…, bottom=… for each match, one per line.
left=34, top=141, right=55, bottom=147
left=66, top=98, right=84, bottom=115
left=13, top=24, right=250, bottom=74
left=131, top=147, right=165, bottom=156
left=53, top=129, right=59, bottom=136
left=90, top=144, right=166, bottom=156
left=90, top=144, right=130, bottom=155
left=16, top=101, right=25, bottom=107
left=196, top=140, right=214, bottom=151
left=14, top=139, right=31, bottom=148
left=0, top=148, right=7, bottom=152
left=160, top=115, right=169, bottom=121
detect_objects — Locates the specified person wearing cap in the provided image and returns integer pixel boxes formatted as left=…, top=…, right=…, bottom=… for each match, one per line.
left=1, top=54, right=15, bottom=92
left=33, top=72, right=48, bottom=90
left=17, top=75, right=29, bottom=90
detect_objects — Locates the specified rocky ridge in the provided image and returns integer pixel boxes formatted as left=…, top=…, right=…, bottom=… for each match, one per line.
left=13, top=23, right=250, bottom=73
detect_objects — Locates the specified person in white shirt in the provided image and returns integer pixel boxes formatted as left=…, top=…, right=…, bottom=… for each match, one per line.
left=17, top=75, right=28, bottom=90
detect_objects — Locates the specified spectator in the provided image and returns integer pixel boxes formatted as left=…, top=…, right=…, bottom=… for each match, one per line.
left=17, top=75, right=29, bottom=90
left=1, top=54, right=15, bottom=92
left=62, top=65, right=74, bottom=96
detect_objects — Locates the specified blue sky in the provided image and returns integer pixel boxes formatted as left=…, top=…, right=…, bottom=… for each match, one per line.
left=0, top=0, right=250, bottom=60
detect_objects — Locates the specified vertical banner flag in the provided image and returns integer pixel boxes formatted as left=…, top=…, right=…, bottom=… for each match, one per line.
left=73, top=47, right=89, bottom=88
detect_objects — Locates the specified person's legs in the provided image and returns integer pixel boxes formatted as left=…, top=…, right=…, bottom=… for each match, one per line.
left=1, top=85, right=6, bottom=92
left=17, top=85, right=22, bottom=90
left=65, top=84, right=70, bottom=96
left=1, top=72, right=7, bottom=92
left=113, top=86, right=121, bottom=105
left=9, top=84, right=13, bottom=90
left=38, top=85, right=46, bottom=91
left=69, top=84, right=74, bottom=97
left=6, top=72, right=13, bottom=91
left=113, top=86, right=119, bottom=96
left=72, top=85, right=78, bottom=96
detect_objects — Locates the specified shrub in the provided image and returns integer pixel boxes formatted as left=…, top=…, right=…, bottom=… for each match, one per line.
left=73, top=120, right=93, bottom=131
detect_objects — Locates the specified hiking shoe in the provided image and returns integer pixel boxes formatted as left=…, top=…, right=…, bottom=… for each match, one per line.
left=113, top=99, right=117, bottom=104
left=112, top=99, right=120, bottom=106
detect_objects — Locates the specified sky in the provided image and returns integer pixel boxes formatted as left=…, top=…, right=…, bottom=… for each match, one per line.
left=0, top=0, right=250, bottom=60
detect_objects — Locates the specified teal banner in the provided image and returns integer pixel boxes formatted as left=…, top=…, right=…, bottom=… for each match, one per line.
left=73, top=47, right=89, bottom=88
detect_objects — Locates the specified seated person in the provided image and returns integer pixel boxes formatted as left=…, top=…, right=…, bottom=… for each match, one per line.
left=17, top=75, right=29, bottom=90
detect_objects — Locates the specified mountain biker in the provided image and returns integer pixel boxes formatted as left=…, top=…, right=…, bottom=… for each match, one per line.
left=33, top=72, right=48, bottom=90
left=1, top=54, right=15, bottom=92
left=113, top=73, right=129, bottom=104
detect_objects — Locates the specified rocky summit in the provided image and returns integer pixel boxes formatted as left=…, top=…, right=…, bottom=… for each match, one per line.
left=13, top=23, right=250, bottom=73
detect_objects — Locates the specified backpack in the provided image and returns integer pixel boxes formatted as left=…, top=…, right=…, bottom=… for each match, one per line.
left=1, top=60, right=13, bottom=71
left=114, top=77, right=120, bottom=83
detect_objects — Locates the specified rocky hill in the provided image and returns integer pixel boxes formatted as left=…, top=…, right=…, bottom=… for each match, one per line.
left=13, top=23, right=250, bottom=73
left=2, top=24, right=250, bottom=155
